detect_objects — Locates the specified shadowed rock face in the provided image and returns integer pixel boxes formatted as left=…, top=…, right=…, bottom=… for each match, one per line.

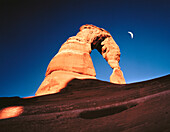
left=36, top=24, right=125, bottom=96
left=0, top=75, right=170, bottom=132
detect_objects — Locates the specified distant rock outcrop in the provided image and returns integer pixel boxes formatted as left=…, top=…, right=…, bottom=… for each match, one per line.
left=36, top=24, right=125, bottom=96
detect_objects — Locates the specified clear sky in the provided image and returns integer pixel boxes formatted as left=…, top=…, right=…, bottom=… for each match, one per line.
left=0, top=0, right=170, bottom=97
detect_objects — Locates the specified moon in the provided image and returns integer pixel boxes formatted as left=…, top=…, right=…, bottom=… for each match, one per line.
left=128, top=31, right=134, bottom=39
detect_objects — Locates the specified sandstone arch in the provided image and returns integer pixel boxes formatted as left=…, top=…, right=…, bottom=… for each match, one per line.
left=35, top=24, right=125, bottom=96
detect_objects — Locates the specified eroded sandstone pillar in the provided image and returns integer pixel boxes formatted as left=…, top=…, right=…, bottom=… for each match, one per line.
left=36, top=24, right=125, bottom=96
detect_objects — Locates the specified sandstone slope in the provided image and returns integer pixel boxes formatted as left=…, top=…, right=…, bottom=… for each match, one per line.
left=0, top=75, right=169, bottom=132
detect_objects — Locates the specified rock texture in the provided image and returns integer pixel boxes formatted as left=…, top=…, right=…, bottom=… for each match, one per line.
left=0, top=106, right=23, bottom=120
left=36, top=24, right=125, bottom=96
left=0, top=75, right=170, bottom=132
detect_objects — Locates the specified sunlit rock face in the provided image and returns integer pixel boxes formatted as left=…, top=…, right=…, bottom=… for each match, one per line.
left=0, top=106, right=23, bottom=119
left=36, top=24, right=125, bottom=96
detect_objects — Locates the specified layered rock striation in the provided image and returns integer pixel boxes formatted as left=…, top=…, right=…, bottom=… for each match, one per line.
left=36, top=24, right=125, bottom=96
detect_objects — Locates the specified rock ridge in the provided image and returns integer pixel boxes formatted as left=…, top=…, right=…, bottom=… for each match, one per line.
left=36, top=24, right=126, bottom=96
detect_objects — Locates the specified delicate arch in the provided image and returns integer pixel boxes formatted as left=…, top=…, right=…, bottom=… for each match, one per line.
left=36, top=24, right=125, bottom=96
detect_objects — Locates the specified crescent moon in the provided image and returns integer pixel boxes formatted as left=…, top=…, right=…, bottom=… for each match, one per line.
left=128, top=31, right=133, bottom=39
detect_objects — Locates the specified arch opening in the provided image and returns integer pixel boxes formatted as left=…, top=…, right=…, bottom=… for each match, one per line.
left=90, top=49, right=112, bottom=82
left=90, top=35, right=113, bottom=82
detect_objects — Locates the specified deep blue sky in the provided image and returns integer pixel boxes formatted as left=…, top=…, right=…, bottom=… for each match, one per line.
left=0, top=0, right=170, bottom=97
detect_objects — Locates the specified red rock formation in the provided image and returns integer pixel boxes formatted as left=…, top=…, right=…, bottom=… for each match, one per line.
left=0, top=106, right=23, bottom=119
left=36, top=24, right=125, bottom=96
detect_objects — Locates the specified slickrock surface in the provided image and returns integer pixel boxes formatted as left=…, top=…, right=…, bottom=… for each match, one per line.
left=36, top=24, right=125, bottom=96
left=0, top=75, right=170, bottom=132
left=0, top=106, right=23, bottom=120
